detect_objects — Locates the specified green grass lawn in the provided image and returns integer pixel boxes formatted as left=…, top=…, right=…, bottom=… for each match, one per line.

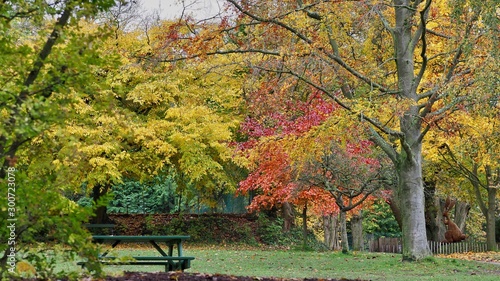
left=54, top=246, right=500, bottom=281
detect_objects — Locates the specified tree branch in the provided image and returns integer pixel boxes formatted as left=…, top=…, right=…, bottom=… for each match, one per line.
left=412, top=0, right=432, bottom=93
left=368, top=127, right=398, bottom=164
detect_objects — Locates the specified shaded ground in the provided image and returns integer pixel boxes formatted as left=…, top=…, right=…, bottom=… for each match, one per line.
left=105, top=271, right=365, bottom=281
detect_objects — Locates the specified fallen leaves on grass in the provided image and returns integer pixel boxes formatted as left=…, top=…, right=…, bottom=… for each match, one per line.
left=437, top=252, right=500, bottom=263
left=105, top=272, right=366, bottom=281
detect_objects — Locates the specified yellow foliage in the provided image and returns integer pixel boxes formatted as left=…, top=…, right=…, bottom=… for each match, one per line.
left=16, top=261, right=36, bottom=277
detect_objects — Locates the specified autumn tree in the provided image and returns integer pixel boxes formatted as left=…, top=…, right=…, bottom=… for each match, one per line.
left=0, top=0, right=120, bottom=276
left=162, top=0, right=499, bottom=260
left=426, top=109, right=499, bottom=250
left=297, top=141, right=391, bottom=252
left=26, top=18, right=247, bottom=223
left=0, top=0, right=118, bottom=179
left=423, top=7, right=499, bottom=249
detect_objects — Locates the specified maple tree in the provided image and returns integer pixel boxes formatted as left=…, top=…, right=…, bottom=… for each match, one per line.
left=296, top=140, right=392, bottom=252
left=236, top=83, right=389, bottom=251
left=163, top=0, right=500, bottom=260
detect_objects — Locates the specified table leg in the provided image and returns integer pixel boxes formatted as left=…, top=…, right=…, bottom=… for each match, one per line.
left=149, top=240, right=168, bottom=256
left=169, top=243, right=174, bottom=256
left=177, top=242, right=184, bottom=256
left=100, top=240, right=121, bottom=257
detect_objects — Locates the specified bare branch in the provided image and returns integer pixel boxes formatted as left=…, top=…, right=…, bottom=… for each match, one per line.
left=412, top=0, right=432, bottom=92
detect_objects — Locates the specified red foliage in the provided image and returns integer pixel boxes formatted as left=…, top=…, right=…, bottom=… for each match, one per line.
left=237, top=87, right=382, bottom=215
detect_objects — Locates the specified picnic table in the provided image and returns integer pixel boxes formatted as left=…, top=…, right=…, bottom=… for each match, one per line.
left=78, top=235, right=194, bottom=272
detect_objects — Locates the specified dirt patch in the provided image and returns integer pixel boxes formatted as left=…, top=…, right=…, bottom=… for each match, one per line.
left=105, top=271, right=366, bottom=281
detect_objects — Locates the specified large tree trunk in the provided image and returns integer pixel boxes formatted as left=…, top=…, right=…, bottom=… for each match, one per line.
left=391, top=0, right=431, bottom=261
left=397, top=145, right=431, bottom=260
left=339, top=211, right=349, bottom=253
left=323, top=214, right=340, bottom=250
left=351, top=211, right=363, bottom=251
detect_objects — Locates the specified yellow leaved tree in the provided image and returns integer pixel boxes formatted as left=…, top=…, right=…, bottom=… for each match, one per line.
left=27, top=18, right=246, bottom=222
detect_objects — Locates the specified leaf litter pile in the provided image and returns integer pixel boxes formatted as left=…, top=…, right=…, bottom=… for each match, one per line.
left=436, top=251, right=500, bottom=264
left=105, top=271, right=364, bottom=281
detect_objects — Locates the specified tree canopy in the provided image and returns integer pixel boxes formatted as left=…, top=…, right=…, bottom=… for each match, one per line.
left=160, top=0, right=500, bottom=260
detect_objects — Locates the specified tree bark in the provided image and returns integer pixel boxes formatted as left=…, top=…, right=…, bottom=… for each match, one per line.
left=435, top=197, right=447, bottom=242
left=471, top=165, right=497, bottom=251
left=397, top=146, right=431, bottom=260
left=424, top=180, right=439, bottom=242
left=387, top=197, right=403, bottom=230
left=486, top=187, right=497, bottom=251
left=281, top=202, right=295, bottom=232
left=323, top=214, right=340, bottom=250
left=302, top=205, right=308, bottom=249
left=351, top=211, right=363, bottom=251
left=381, top=0, right=431, bottom=261
left=453, top=200, right=470, bottom=233
left=339, top=211, right=349, bottom=253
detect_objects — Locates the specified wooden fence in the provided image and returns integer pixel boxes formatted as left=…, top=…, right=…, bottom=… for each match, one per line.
left=368, top=237, right=500, bottom=255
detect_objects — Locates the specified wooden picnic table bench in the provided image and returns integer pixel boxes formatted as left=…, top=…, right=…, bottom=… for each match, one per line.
left=78, top=235, right=194, bottom=272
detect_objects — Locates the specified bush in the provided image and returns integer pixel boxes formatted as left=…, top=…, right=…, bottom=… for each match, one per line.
left=255, top=214, right=326, bottom=250
left=145, top=214, right=256, bottom=245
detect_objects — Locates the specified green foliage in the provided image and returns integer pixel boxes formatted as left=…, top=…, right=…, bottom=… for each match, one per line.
left=363, top=199, right=401, bottom=238
left=0, top=170, right=103, bottom=278
left=75, top=174, right=249, bottom=214
left=18, top=246, right=80, bottom=280
left=255, top=214, right=284, bottom=245
left=108, top=176, right=180, bottom=214
left=255, top=214, right=325, bottom=250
